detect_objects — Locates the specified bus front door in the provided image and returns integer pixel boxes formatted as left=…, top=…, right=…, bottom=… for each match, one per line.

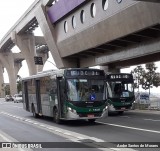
left=35, top=80, right=42, bottom=114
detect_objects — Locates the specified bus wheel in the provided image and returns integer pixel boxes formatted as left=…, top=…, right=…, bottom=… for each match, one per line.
left=88, top=119, right=96, bottom=123
left=53, top=108, right=61, bottom=124
left=32, top=105, right=39, bottom=118
left=118, top=111, right=124, bottom=115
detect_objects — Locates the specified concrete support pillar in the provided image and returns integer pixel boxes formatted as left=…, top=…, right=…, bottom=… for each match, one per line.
left=37, top=52, right=49, bottom=72
left=101, top=65, right=120, bottom=74
left=0, top=53, right=18, bottom=96
left=11, top=32, right=37, bottom=75
left=0, top=64, right=5, bottom=98
left=14, top=61, right=22, bottom=76
left=35, top=5, right=76, bottom=68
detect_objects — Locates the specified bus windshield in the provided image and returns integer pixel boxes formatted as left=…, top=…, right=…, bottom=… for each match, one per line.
left=67, top=79, right=105, bottom=101
left=107, top=81, right=134, bottom=98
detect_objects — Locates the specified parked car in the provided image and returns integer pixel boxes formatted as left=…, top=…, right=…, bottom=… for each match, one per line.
left=13, top=94, right=23, bottom=103
left=5, top=95, right=14, bottom=101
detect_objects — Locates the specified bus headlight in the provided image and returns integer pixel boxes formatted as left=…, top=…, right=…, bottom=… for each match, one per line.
left=67, top=107, right=76, bottom=113
left=103, top=106, right=108, bottom=111
left=68, top=107, right=72, bottom=111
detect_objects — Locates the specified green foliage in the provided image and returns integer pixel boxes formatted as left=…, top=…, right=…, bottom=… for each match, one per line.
left=17, top=75, right=22, bottom=93
left=153, top=73, right=160, bottom=87
left=141, top=63, right=160, bottom=94
left=132, top=62, right=160, bottom=94
left=3, top=85, right=10, bottom=95
left=131, top=65, right=145, bottom=92
left=17, top=81, right=22, bottom=93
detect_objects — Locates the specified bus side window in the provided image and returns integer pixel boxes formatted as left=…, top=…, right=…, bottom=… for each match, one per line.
left=49, top=79, right=57, bottom=101
left=60, top=79, right=65, bottom=100
left=49, top=89, right=55, bottom=100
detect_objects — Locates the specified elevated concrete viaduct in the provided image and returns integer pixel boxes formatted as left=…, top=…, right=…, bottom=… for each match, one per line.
left=0, top=36, right=48, bottom=96
left=0, top=34, right=48, bottom=96
left=136, top=0, right=160, bottom=2
left=0, top=0, right=160, bottom=95
left=0, top=64, right=5, bottom=97
left=0, top=52, right=23, bottom=96
left=49, top=0, right=160, bottom=72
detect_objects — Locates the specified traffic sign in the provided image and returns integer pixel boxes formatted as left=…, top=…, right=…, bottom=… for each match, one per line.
left=34, top=56, right=43, bottom=65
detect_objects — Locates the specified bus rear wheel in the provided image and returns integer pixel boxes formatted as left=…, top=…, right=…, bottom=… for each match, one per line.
left=53, top=108, right=61, bottom=124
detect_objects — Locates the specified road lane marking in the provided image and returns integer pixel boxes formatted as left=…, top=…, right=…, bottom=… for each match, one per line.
left=0, top=103, right=23, bottom=109
left=13, top=106, right=23, bottom=109
left=96, top=121, right=160, bottom=134
left=144, top=119, right=160, bottom=122
left=0, top=102, right=9, bottom=105
left=0, top=132, right=12, bottom=142
left=0, top=130, right=33, bottom=151
left=120, top=116, right=130, bottom=118
left=33, top=122, right=38, bottom=125
left=0, top=111, right=137, bottom=151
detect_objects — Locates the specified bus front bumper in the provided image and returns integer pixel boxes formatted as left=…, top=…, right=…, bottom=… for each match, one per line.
left=108, top=104, right=131, bottom=112
left=65, top=107, right=108, bottom=120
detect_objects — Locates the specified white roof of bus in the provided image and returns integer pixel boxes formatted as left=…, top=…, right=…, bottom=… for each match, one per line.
left=21, top=68, right=104, bottom=81
left=21, top=69, right=64, bottom=81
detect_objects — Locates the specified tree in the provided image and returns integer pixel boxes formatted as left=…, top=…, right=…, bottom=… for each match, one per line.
left=17, top=75, right=22, bottom=93
left=4, top=85, right=10, bottom=95
left=141, top=62, right=160, bottom=95
left=17, top=81, right=22, bottom=94
left=1, top=84, right=5, bottom=94
left=153, top=73, right=160, bottom=87
left=131, top=65, right=145, bottom=93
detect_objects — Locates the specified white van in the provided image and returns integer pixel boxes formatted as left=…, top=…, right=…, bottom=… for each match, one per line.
left=13, top=94, right=23, bottom=103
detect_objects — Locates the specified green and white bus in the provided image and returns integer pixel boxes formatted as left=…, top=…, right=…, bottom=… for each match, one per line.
left=106, top=73, right=135, bottom=115
left=22, top=68, right=108, bottom=123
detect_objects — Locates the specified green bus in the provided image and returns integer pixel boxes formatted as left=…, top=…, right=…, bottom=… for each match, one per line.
left=22, top=68, right=108, bottom=123
left=106, top=73, right=135, bottom=115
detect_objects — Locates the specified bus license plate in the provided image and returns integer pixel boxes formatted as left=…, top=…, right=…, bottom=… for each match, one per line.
left=88, top=114, right=94, bottom=118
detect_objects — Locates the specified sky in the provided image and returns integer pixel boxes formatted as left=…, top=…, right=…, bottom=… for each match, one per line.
left=0, top=0, right=56, bottom=82
left=0, top=0, right=34, bottom=40
left=0, top=0, right=35, bottom=81
left=0, top=0, right=160, bottom=94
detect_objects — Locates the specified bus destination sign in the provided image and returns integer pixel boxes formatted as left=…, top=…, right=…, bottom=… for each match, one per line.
left=66, top=70, right=104, bottom=76
left=109, top=74, right=131, bottom=79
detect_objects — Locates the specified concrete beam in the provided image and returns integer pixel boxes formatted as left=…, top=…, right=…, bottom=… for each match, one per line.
left=13, top=53, right=24, bottom=60
left=57, top=1, right=160, bottom=58
left=0, top=52, right=18, bottom=95
left=35, top=5, right=77, bottom=68
left=42, top=0, right=54, bottom=6
left=100, top=65, right=120, bottom=74
left=11, top=32, right=37, bottom=75
left=35, top=36, right=46, bottom=45
left=95, top=38, right=160, bottom=66
left=135, top=0, right=160, bottom=3
left=0, top=64, right=5, bottom=98
left=111, top=52, right=160, bottom=68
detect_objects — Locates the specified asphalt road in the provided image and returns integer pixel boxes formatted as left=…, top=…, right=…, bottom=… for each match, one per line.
left=0, top=99, right=160, bottom=151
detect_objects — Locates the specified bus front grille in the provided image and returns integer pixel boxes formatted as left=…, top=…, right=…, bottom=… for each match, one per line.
left=77, top=112, right=102, bottom=117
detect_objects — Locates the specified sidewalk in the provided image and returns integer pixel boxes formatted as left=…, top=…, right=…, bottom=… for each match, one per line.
left=129, top=109, right=160, bottom=114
